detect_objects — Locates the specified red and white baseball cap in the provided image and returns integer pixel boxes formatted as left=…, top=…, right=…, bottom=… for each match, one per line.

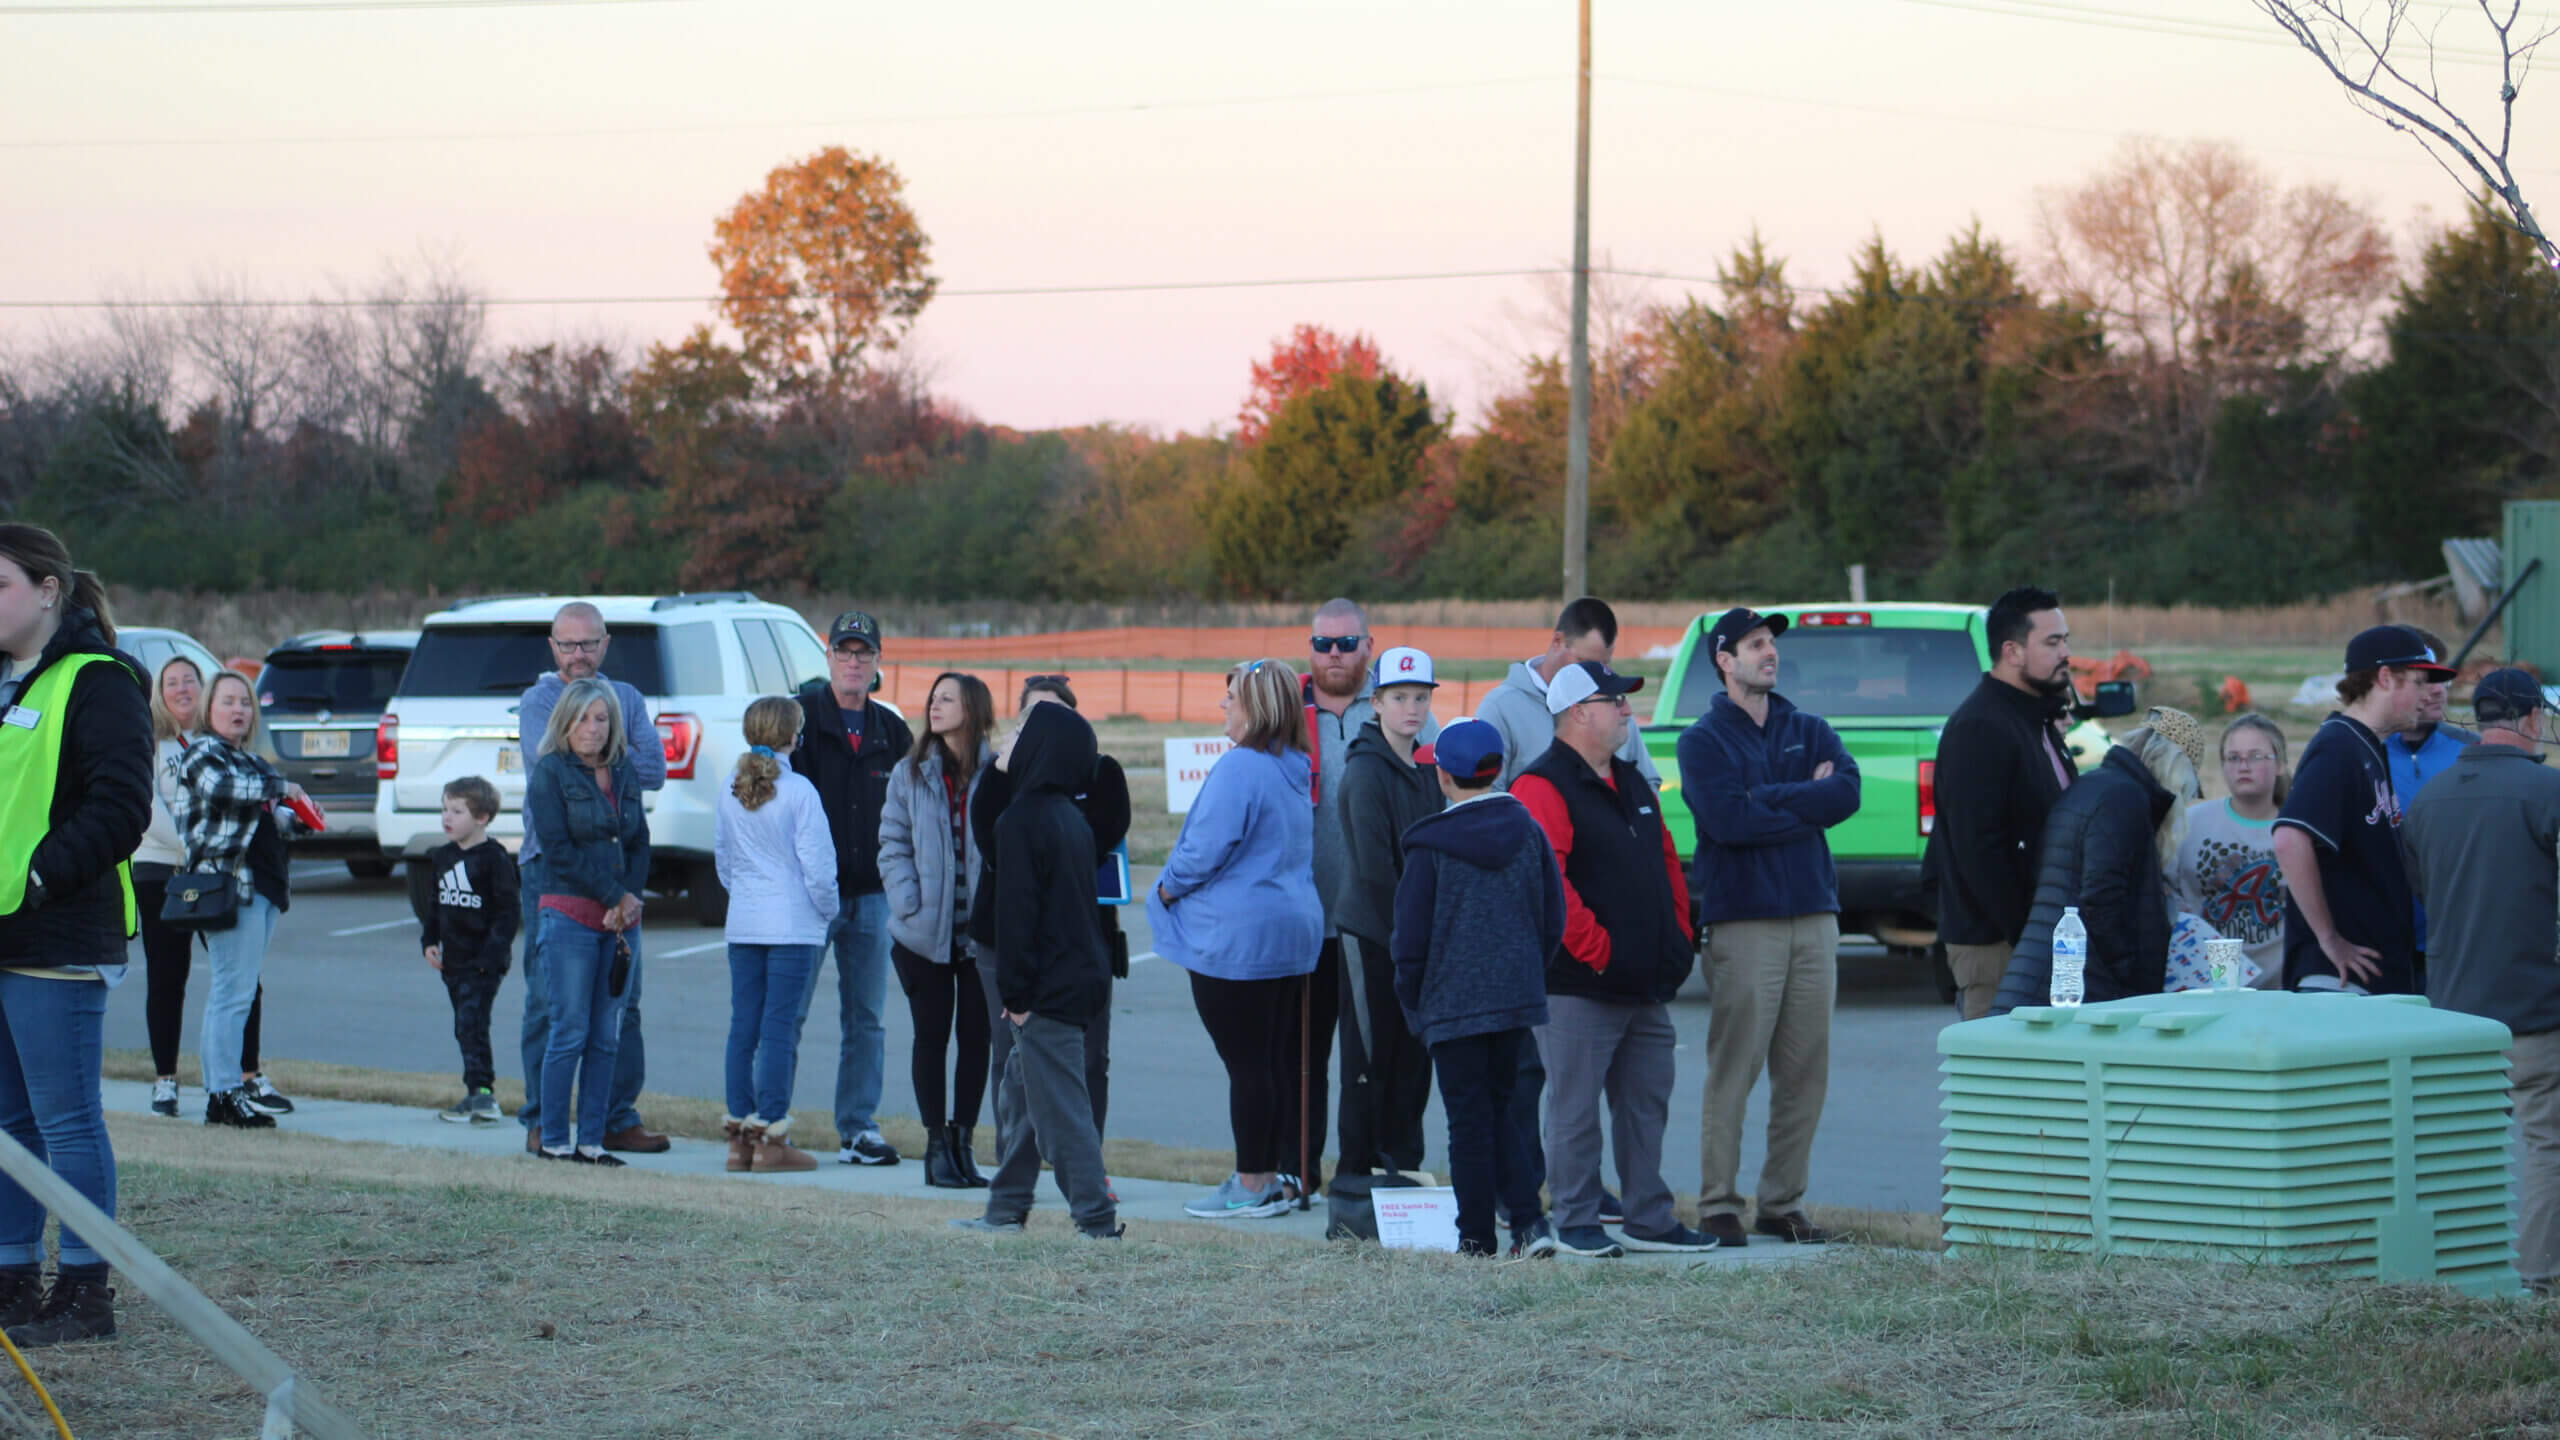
left=1373, top=646, right=1438, bottom=689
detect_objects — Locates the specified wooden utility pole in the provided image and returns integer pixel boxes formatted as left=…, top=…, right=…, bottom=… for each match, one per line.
left=1562, top=0, right=1593, bottom=601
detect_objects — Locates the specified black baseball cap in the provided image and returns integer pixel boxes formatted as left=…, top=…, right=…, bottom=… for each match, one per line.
left=1708, top=606, right=1789, bottom=654
left=2475, top=667, right=2549, bottom=724
left=827, top=610, right=882, bottom=652
left=2344, top=624, right=2456, bottom=679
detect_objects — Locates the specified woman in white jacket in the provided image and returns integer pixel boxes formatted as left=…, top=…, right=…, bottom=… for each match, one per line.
left=715, top=696, right=838, bottom=1173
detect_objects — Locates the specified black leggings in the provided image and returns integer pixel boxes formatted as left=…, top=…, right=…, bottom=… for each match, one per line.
left=892, top=943, right=987, bottom=1132
left=134, top=870, right=259, bottom=1079
left=1188, top=969, right=1313, bottom=1176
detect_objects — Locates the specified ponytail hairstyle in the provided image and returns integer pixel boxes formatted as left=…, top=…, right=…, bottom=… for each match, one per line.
left=0, top=524, right=115, bottom=646
left=2222, top=712, right=2291, bottom=805
left=909, top=671, right=994, bottom=784
left=733, top=695, right=804, bottom=811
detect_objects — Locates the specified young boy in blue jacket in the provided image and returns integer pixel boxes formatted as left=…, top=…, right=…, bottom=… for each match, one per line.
left=1390, top=720, right=1566, bottom=1258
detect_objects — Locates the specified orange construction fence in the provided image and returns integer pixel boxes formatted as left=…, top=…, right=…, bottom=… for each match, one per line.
left=893, top=623, right=1695, bottom=665
left=882, top=665, right=1517, bottom=726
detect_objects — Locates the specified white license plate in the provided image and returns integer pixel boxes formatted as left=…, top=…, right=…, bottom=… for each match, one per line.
left=302, top=730, right=351, bottom=758
left=496, top=744, right=520, bottom=774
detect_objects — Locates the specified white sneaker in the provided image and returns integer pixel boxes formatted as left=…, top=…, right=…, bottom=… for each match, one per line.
left=150, top=1078, right=179, bottom=1117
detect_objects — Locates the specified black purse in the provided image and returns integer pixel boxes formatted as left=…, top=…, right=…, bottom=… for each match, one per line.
left=159, top=870, right=239, bottom=932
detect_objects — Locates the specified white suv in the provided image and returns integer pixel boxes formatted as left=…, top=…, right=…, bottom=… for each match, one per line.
left=371, top=592, right=837, bottom=924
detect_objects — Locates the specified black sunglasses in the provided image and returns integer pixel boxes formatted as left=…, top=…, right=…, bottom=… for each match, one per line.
left=1309, top=635, right=1365, bottom=654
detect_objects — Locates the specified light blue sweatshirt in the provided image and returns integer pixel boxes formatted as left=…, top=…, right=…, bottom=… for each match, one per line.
left=1148, top=745, right=1324, bottom=981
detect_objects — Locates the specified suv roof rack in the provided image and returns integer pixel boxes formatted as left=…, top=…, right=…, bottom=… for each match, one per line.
left=651, top=591, right=761, bottom=611
left=446, top=593, right=550, bottom=610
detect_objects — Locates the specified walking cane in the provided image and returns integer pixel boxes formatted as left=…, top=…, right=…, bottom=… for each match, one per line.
left=1298, top=969, right=1311, bottom=1210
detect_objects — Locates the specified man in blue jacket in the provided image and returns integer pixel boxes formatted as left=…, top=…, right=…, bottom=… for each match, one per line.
left=1677, top=607, right=1861, bottom=1250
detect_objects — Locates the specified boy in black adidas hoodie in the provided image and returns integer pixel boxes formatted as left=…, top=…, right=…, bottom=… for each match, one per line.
left=408, top=777, right=520, bottom=1124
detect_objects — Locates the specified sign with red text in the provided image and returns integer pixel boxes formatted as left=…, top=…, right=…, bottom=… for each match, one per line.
left=1164, top=736, right=1233, bottom=814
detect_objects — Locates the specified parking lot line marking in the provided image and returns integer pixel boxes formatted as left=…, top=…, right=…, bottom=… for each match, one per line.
left=658, top=940, right=728, bottom=958
left=328, top=920, right=413, bottom=938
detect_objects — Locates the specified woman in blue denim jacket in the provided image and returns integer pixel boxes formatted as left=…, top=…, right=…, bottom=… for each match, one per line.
left=524, top=677, right=651, bottom=1165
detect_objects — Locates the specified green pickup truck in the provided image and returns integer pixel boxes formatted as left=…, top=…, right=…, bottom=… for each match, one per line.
left=1640, top=602, right=2127, bottom=966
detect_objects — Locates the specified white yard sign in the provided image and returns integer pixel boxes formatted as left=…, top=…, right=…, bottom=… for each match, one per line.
left=1164, top=736, right=1233, bottom=814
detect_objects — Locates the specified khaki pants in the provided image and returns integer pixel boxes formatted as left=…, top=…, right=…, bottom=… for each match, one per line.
left=1699, top=914, right=1839, bottom=1218
left=1946, top=942, right=2010, bottom=1022
left=2514, top=1029, right=2560, bottom=1285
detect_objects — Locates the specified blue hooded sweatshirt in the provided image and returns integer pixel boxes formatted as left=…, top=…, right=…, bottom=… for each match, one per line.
left=1390, top=791, right=1562, bottom=1048
left=1676, top=691, right=1861, bottom=925
left=1147, top=745, right=1324, bottom=981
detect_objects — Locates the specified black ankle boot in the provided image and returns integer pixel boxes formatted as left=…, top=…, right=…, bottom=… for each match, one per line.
left=10, top=1265, right=114, bottom=1347
left=922, top=1128, right=968, bottom=1189
left=0, top=1267, right=40, bottom=1330
left=948, top=1122, right=989, bottom=1188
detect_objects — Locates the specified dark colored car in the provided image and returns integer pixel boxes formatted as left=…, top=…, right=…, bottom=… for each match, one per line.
left=257, top=630, right=418, bottom=878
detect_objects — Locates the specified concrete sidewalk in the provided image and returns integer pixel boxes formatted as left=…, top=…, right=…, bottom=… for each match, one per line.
left=106, top=1080, right=1837, bottom=1268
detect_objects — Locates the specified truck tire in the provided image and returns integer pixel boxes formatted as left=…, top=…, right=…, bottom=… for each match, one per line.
left=346, top=856, right=395, bottom=881
left=690, top=862, right=730, bottom=928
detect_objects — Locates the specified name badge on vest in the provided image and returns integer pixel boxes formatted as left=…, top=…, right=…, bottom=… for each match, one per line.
left=1, top=706, right=36, bottom=730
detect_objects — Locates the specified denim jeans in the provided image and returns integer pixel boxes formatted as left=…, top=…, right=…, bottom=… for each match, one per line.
left=0, top=973, right=113, bottom=1267
left=798, top=892, right=889, bottom=1140
left=538, top=911, right=630, bottom=1151
left=518, top=857, right=646, bottom=1136
left=727, top=943, right=818, bottom=1125
left=200, top=893, right=279, bottom=1096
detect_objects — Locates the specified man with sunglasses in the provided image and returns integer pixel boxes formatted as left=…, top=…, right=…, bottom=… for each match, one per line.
left=515, top=602, right=667, bottom=1154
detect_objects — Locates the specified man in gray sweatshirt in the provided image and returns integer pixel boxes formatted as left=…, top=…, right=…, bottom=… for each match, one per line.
left=2405, top=667, right=2560, bottom=1292
left=1479, top=597, right=1663, bottom=793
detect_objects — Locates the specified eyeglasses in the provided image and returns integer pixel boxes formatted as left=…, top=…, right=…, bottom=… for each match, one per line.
left=1579, top=694, right=1632, bottom=709
left=550, top=638, right=605, bottom=653
left=1309, top=635, right=1365, bottom=654
left=832, top=643, right=878, bottom=659
left=2222, top=752, right=2278, bottom=766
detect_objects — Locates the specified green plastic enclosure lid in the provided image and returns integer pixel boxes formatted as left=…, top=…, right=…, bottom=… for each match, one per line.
left=1943, top=989, right=2514, bottom=1070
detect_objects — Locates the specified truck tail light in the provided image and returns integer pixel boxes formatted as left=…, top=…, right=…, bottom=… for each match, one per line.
left=1796, top=611, right=1872, bottom=627
left=657, top=712, right=702, bottom=780
left=376, top=714, right=399, bottom=781
left=1917, top=759, right=1936, bottom=837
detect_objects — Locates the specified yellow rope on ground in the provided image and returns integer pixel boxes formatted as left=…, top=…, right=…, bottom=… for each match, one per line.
left=0, top=1325, right=71, bottom=1440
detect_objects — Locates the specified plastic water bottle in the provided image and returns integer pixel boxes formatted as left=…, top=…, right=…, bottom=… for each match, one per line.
left=2050, top=907, right=2088, bottom=1008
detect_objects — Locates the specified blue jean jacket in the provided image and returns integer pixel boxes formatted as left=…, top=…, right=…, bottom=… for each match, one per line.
left=525, top=751, right=650, bottom=908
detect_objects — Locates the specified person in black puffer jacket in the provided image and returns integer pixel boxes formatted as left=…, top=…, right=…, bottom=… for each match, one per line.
left=1991, top=711, right=2208, bottom=1016
left=0, top=525, right=152, bottom=1348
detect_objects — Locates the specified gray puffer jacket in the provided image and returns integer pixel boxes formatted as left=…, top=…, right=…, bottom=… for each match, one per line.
left=879, top=741, right=990, bottom=963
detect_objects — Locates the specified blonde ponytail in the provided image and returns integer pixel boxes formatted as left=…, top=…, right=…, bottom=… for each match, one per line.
left=732, top=696, right=805, bottom=812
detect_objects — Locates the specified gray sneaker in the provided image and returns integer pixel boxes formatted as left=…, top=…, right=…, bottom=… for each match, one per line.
left=465, top=1090, right=503, bottom=1124
left=1184, top=1175, right=1290, bottom=1220
left=437, top=1096, right=475, bottom=1125
left=948, top=1216, right=1025, bottom=1235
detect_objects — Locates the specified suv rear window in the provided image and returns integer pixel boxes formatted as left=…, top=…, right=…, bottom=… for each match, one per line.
left=1675, top=626, right=1983, bottom=719
left=258, top=652, right=411, bottom=714
left=399, top=623, right=669, bottom=698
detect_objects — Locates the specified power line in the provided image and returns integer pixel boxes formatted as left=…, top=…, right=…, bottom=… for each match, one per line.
left=1890, top=0, right=2513, bottom=63
left=0, top=0, right=692, bottom=13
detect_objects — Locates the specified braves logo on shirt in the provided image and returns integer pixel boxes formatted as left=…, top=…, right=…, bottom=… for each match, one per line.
left=2362, top=778, right=2402, bottom=829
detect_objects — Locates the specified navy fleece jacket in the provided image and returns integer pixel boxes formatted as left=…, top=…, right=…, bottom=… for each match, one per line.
left=1390, top=791, right=1563, bottom=1048
left=1676, top=691, right=1861, bottom=924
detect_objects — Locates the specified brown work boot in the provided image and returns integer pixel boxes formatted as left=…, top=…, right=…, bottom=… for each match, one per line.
left=601, top=1124, right=670, bottom=1154
left=749, top=1118, right=817, bottom=1174
left=1753, top=1210, right=1831, bottom=1245
left=724, top=1117, right=753, bottom=1173
left=525, top=1128, right=543, bottom=1155
left=1700, top=1212, right=1750, bottom=1249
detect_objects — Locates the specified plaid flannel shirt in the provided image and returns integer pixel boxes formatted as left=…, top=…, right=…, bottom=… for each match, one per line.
left=175, top=735, right=281, bottom=889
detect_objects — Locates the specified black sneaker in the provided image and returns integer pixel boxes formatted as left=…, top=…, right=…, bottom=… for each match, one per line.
left=840, top=1131, right=900, bottom=1166
left=1598, top=1189, right=1624, bottom=1225
left=149, top=1078, right=178, bottom=1118
left=206, top=1090, right=275, bottom=1129
left=1619, top=1222, right=1719, bottom=1254
left=1554, top=1225, right=1624, bottom=1260
left=242, top=1076, right=294, bottom=1116
left=8, top=1270, right=114, bottom=1348
left=570, top=1150, right=628, bottom=1168
left=1509, top=1216, right=1560, bottom=1260
left=0, top=1268, right=41, bottom=1330
left=1077, top=1224, right=1126, bottom=1240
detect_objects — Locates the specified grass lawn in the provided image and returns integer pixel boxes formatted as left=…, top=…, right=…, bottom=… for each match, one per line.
left=29, top=1117, right=2560, bottom=1438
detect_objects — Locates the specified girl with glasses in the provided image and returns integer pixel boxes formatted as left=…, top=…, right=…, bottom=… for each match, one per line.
left=2168, top=713, right=2292, bottom=989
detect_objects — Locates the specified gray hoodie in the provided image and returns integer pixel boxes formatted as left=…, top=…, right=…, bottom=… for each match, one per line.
left=1477, top=657, right=1662, bottom=792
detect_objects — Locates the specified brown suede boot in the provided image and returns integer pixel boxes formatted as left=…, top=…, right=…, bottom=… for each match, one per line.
left=750, top=1118, right=817, bottom=1173
left=724, top=1117, right=753, bottom=1173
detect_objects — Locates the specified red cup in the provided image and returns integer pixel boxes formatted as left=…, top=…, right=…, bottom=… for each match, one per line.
left=283, top=793, right=327, bottom=832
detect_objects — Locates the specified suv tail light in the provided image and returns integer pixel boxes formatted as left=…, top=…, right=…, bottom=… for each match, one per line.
left=1796, top=611, right=1872, bottom=627
left=376, top=714, right=399, bottom=781
left=657, top=712, right=702, bottom=780
left=1917, top=759, right=1936, bottom=836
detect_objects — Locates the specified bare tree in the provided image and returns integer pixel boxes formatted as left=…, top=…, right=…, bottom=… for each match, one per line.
left=2034, top=137, right=2396, bottom=494
left=2251, top=0, right=2558, bottom=271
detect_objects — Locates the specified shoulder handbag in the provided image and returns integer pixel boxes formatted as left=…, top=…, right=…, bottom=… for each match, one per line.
left=160, top=867, right=239, bottom=932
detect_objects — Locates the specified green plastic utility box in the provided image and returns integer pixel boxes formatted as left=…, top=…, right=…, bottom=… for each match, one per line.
left=1940, top=990, right=2521, bottom=1297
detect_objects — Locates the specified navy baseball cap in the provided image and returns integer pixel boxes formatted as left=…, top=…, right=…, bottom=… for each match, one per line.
left=1545, top=660, right=1645, bottom=715
left=1708, top=606, right=1789, bottom=655
left=2475, top=667, right=2549, bottom=724
left=1434, top=719, right=1505, bottom=782
left=2344, top=624, right=2455, bottom=679
left=827, top=610, right=882, bottom=652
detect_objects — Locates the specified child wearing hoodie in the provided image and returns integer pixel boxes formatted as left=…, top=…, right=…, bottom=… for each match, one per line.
left=952, top=702, right=1121, bottom=1239
left=1391, top=720, right=1567, bottom=1258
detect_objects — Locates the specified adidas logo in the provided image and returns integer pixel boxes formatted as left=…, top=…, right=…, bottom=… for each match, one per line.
left=437, top=864, right=482, bottom=911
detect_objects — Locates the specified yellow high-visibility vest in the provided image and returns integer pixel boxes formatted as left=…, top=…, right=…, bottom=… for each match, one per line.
left=0, top=652, right=139, bottom=935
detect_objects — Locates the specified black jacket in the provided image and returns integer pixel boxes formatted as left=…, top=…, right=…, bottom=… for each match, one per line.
left=993, top=704, right=1110, bottom=1025
left=1929, top=673, right=2079, bottom=947
left=0, top=609, right=151, bottom=968
left=408, top=837, right=523, bottom=973
left=970, top=746, right=1130, bottom=950
left=791, top=684, right=913, bottom=899
left=1990, top=746, right=2176, bottom=1015
left=1330, top=719, right=1446, bottom=947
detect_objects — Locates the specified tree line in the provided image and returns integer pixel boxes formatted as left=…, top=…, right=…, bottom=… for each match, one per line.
left=1, top=139, right=2552, bottom=607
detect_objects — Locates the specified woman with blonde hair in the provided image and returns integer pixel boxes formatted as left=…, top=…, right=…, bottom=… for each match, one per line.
left=2170, top=713, right=2292, bottom=989
left=1150, top=659, right=1326, bottom=1220
left=1992, top=707, right=2208, bottom=1015
left=525, top=677, right=650, bottom=1164
left=716, top=696, right=837, bottom=1173
left=880, top=672, right=996, bottom=1189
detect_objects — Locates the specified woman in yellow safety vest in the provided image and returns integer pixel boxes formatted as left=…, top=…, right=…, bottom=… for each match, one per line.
left=0, top=524, right=151, bottom=1348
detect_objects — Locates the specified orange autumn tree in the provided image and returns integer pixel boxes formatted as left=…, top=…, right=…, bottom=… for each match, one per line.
left=710, top=146, right=939, bottom=400
left=1236, top=324, right=1383, bottom=444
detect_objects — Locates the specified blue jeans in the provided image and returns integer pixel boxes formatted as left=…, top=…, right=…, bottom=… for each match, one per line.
left=727, top=944, right=817, bottom=1124
left=797, top=893, right=889, bottom=1140
left=518, top=860, right=647, bottom=1136
left=200, top=893, right=279, bottom=1095
left=0, top=973, right=113, bottom=1267
left=538, top=911, right=630, bottom=1151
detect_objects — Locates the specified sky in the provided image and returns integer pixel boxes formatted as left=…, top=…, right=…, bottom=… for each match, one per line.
left=2, top=0, right=2552, bottom=435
